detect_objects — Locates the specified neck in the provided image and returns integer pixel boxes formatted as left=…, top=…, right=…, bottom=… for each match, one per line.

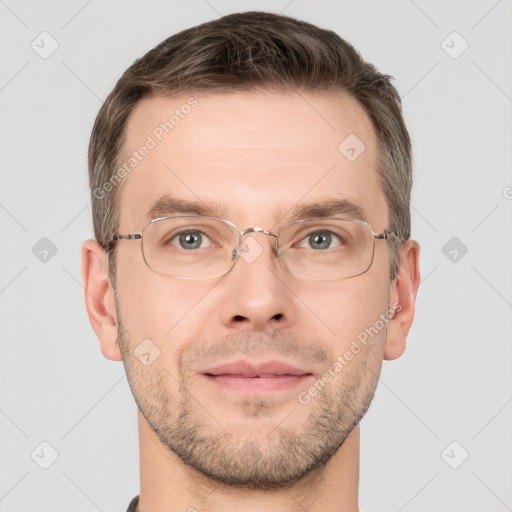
left=136, top=411, right=360, bottom=512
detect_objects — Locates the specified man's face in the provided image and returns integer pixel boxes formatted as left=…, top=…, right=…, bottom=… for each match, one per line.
left=114, top=90, right=393, bottom=488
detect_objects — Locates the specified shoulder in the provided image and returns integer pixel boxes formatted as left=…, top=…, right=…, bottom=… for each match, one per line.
left=126, top=495, right=139, bottom=512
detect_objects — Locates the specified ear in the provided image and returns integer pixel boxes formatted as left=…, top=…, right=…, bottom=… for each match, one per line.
left=384, top=239, right=421, bottom=360
left=81, top=239, right=122, bottom=361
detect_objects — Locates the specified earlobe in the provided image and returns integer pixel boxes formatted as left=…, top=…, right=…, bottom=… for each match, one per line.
left=384, top=239, right=421, bottom=361
left=81, top=239, right=122, bottom=361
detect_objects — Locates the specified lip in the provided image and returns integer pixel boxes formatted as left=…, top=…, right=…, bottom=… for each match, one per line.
left=201, top=360, right=313, bottom=394
left=203, top=360, right=310, bottom=378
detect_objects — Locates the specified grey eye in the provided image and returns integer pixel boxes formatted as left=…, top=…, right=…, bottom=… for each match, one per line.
left=297, top=230, right=343, bottom=250
left=171, top=231, right=210, bottom=250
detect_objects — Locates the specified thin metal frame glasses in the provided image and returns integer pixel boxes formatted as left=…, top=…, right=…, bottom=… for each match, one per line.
left=108, top=215, right=394, bottom=281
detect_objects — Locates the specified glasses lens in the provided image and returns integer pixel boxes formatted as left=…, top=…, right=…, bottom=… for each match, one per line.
left=142, top=217, right=239, bottom=279
left=279, top=219, right=375, bottom=280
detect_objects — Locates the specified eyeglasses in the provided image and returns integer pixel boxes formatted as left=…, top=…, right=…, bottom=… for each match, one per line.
left=108, top=216, right=395, bottom=281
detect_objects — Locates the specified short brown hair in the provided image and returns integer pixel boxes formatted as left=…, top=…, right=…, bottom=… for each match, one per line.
left=88, top=11, right=412, bottom=282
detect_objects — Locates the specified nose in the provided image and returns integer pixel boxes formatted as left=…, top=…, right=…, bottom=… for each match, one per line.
left=217, top=232, right=295, bottom=332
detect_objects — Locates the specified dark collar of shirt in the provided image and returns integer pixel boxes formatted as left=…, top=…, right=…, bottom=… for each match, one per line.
left=126, top=495, right=139, bottom=512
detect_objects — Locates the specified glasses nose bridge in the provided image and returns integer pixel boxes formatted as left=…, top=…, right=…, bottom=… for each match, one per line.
left=230, top=226, right=280, bottom=265
left=240, top=226, right=279, bottom=239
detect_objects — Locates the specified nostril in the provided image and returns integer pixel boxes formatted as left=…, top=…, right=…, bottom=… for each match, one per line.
left=272, top=313, right=284, bottom=321
left=233, top=315, right=247, bottom=322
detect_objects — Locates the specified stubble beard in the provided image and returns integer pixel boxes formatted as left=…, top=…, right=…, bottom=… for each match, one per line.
left=116, top=303, right=384, bottom=489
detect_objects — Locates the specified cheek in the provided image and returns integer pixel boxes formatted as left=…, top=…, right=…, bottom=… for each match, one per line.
left=300, top=277, right=390, bottom=351
left=115, top=257, right=214, bottom=346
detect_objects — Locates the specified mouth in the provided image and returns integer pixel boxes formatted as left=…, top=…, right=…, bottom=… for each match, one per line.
left=201, top=360, right=314, bottom=393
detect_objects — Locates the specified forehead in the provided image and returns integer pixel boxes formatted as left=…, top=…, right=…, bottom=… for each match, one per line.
left=118, top=90, right=388, bottom=231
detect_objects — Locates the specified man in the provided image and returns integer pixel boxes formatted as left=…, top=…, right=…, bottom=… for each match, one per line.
left=82, top=11, right=420, bottom=512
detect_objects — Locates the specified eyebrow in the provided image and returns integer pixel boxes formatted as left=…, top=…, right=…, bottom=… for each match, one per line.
left=146, top=194, right=367, bottom=224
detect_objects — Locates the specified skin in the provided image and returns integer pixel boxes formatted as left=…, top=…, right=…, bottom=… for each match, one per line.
left=82, top=90, right=420, bottom=512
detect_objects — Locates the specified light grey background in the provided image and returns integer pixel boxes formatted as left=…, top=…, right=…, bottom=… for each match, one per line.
left=1, top=1, right=511, bottom=511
